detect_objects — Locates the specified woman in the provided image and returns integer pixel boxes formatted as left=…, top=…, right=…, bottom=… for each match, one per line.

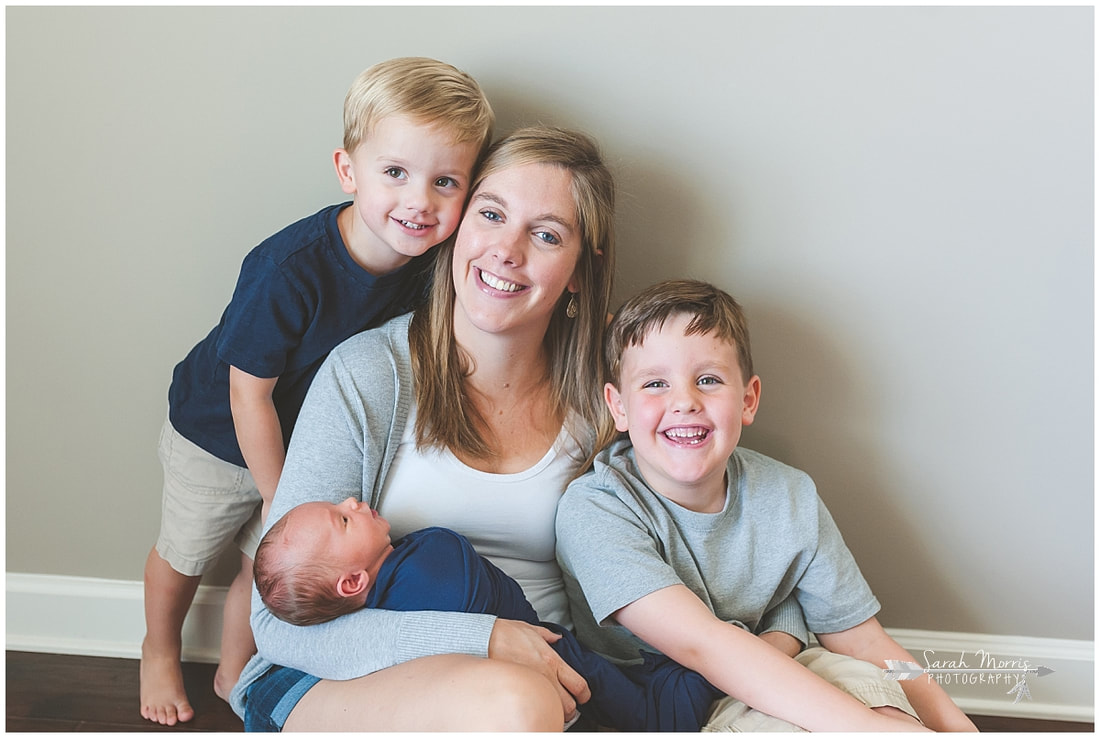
left=230, top=126, right=618, bottom=731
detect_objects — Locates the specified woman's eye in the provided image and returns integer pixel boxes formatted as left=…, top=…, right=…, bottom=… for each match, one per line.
left=384, top=167, right=406, bottom=180
left=480, top=209, right=503, bottom=222
left=535, top=231, right=561, bottom=246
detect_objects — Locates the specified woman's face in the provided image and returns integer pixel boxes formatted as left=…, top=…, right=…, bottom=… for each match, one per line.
left=452, top=162, right=583, bottom=340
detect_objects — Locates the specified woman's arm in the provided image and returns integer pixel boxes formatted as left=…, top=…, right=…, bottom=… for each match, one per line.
left=615, top=585, right=928, bottom=732
left=818, top=619, right=978, bottom=731
left=251, top=585, right=496, bottom=680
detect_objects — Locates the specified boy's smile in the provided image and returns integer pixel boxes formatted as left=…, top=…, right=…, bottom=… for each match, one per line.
left=605, top=314, right=761, bottom=513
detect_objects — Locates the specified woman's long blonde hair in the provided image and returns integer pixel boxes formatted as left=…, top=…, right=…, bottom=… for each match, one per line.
left=409, top=126, right=617, bottom=473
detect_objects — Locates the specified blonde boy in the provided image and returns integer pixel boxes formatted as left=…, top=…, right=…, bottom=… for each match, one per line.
left=140, top=57, right=493, bottom=726
left=556, top=279, right=976, bottom=731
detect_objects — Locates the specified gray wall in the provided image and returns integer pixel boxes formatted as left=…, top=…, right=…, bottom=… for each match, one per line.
left=7, top=6, right=1092, bottom=641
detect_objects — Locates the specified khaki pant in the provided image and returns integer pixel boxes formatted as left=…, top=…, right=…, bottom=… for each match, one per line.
left=702, top=647, right=919, bottom=732
left=155, top=418, right=263, bottom=575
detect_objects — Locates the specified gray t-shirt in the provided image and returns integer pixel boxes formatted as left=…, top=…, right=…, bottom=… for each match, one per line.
left=556, top=438, right=879, bottom=664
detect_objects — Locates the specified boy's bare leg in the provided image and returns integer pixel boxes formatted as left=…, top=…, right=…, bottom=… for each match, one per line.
left=874, top=706, right=924, bottom=725
left=141, top=547, right=201, bottom=725
left=214, top=553, right=257, bottom=701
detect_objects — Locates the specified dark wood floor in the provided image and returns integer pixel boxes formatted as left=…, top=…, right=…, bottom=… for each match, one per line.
left=5, top=650, right=1094, bottom=732
left=6, top=651, right=241, bottom=732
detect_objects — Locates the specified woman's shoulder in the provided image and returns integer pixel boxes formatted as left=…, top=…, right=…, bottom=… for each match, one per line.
left=314, top=313, right=414, bottom=413
left=330, top=312, right=413, bottom=363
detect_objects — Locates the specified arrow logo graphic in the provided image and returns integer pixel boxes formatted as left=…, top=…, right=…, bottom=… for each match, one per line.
left=882, top=660, right=1055, bottom=681
left=883, top=660, right=1054, bottom=703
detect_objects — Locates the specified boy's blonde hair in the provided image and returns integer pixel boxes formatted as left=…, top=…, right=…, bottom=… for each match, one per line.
left=343, top=57, right=495, bottom=155
left=409, top=126, right=617, bottom=472
left=607, top=280, right=755, bottom=385
left=254, top=514, right=361, bottom=627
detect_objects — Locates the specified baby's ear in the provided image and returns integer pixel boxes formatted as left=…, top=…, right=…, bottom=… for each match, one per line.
left=336, top=571, right=369, bottom=598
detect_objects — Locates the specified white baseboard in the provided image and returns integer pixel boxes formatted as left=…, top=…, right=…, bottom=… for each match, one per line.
left=885, top=628, right=1094, bottom=723
left=6, top=572, right=226, bottom=664
left=6, top=572, right=1094, bottom=723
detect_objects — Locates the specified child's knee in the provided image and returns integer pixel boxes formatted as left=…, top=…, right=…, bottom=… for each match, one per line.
left=872, top=705, right=922, bottom=725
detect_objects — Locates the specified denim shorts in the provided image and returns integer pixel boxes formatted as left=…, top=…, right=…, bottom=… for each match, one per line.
left=702, top=647, right=919, bottom=732
left=155, top=418, right=263, bottom=575
left=243, top=665, right=320, bottom=732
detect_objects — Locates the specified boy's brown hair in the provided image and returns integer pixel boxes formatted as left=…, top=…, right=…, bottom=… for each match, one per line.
left=342, top=57, right=495, bottom=155
left=606, top=279, right=754, bottom=385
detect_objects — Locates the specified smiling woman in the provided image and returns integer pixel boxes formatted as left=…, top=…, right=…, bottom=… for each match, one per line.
left=229, top=126, right=619, bottom=732
left=457, top=164, right=580, bottom=340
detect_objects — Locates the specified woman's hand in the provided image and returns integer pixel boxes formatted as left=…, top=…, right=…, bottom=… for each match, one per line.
left=487, top=618, right=591, bottom=721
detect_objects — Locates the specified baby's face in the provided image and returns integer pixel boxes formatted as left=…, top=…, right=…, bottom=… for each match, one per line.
left=288, top=498, right=393, bottom=573
left=605, top=314, right=760, bottom=509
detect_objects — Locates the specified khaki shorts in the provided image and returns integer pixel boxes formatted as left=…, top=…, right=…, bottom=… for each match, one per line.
left=155, top=418, right=263, bottom=576
left=702, top=647, right=919, bottom=732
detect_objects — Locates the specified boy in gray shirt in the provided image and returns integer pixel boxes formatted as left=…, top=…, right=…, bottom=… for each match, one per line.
left=556, top=280, right=976, bottom=732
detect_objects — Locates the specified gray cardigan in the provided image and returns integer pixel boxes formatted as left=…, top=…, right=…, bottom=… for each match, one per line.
left=230, top=313, right=496, bottom=717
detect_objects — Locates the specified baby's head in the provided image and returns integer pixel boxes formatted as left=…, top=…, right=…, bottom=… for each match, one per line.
left=342, top=57, right=494, bottom=157
left=254, top=498, right=394, bottom=626
left=603, top=280, right=761, bottom=507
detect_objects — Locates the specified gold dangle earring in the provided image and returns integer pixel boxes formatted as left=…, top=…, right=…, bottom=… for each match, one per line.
left=566, top=294, right=578, bottom=319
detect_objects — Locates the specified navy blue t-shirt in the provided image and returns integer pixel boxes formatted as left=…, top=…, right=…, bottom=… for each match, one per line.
left=168, top=203, right=432, bottom=467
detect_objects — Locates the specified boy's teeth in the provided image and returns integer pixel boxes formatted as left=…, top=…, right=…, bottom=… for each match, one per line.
left=480, top=271, right=521, bottom=292
left=664, top=428, right=708, bottom=444
left=401, top=220, right=427, bottom=230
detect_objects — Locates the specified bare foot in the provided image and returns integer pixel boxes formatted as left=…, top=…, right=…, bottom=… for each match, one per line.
left=214, top=555, right=256, bottom=704
left=213, top=664, right=240, bottom=704
left=140, top=639, right=195, bottom=725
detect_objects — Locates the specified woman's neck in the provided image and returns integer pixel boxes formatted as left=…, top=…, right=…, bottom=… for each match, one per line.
left=451, top=313, right=562, bottom=472
left=453, top=314, right=551, bottom=395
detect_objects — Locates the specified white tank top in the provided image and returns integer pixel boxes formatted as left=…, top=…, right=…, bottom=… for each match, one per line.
left=377, top=406, right=581, bottom=627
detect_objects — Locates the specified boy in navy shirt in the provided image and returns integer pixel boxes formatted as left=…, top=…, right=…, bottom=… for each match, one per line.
left=140, top=57, right=493, bottom=726
left=252, top=497, right=725, bottom=732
